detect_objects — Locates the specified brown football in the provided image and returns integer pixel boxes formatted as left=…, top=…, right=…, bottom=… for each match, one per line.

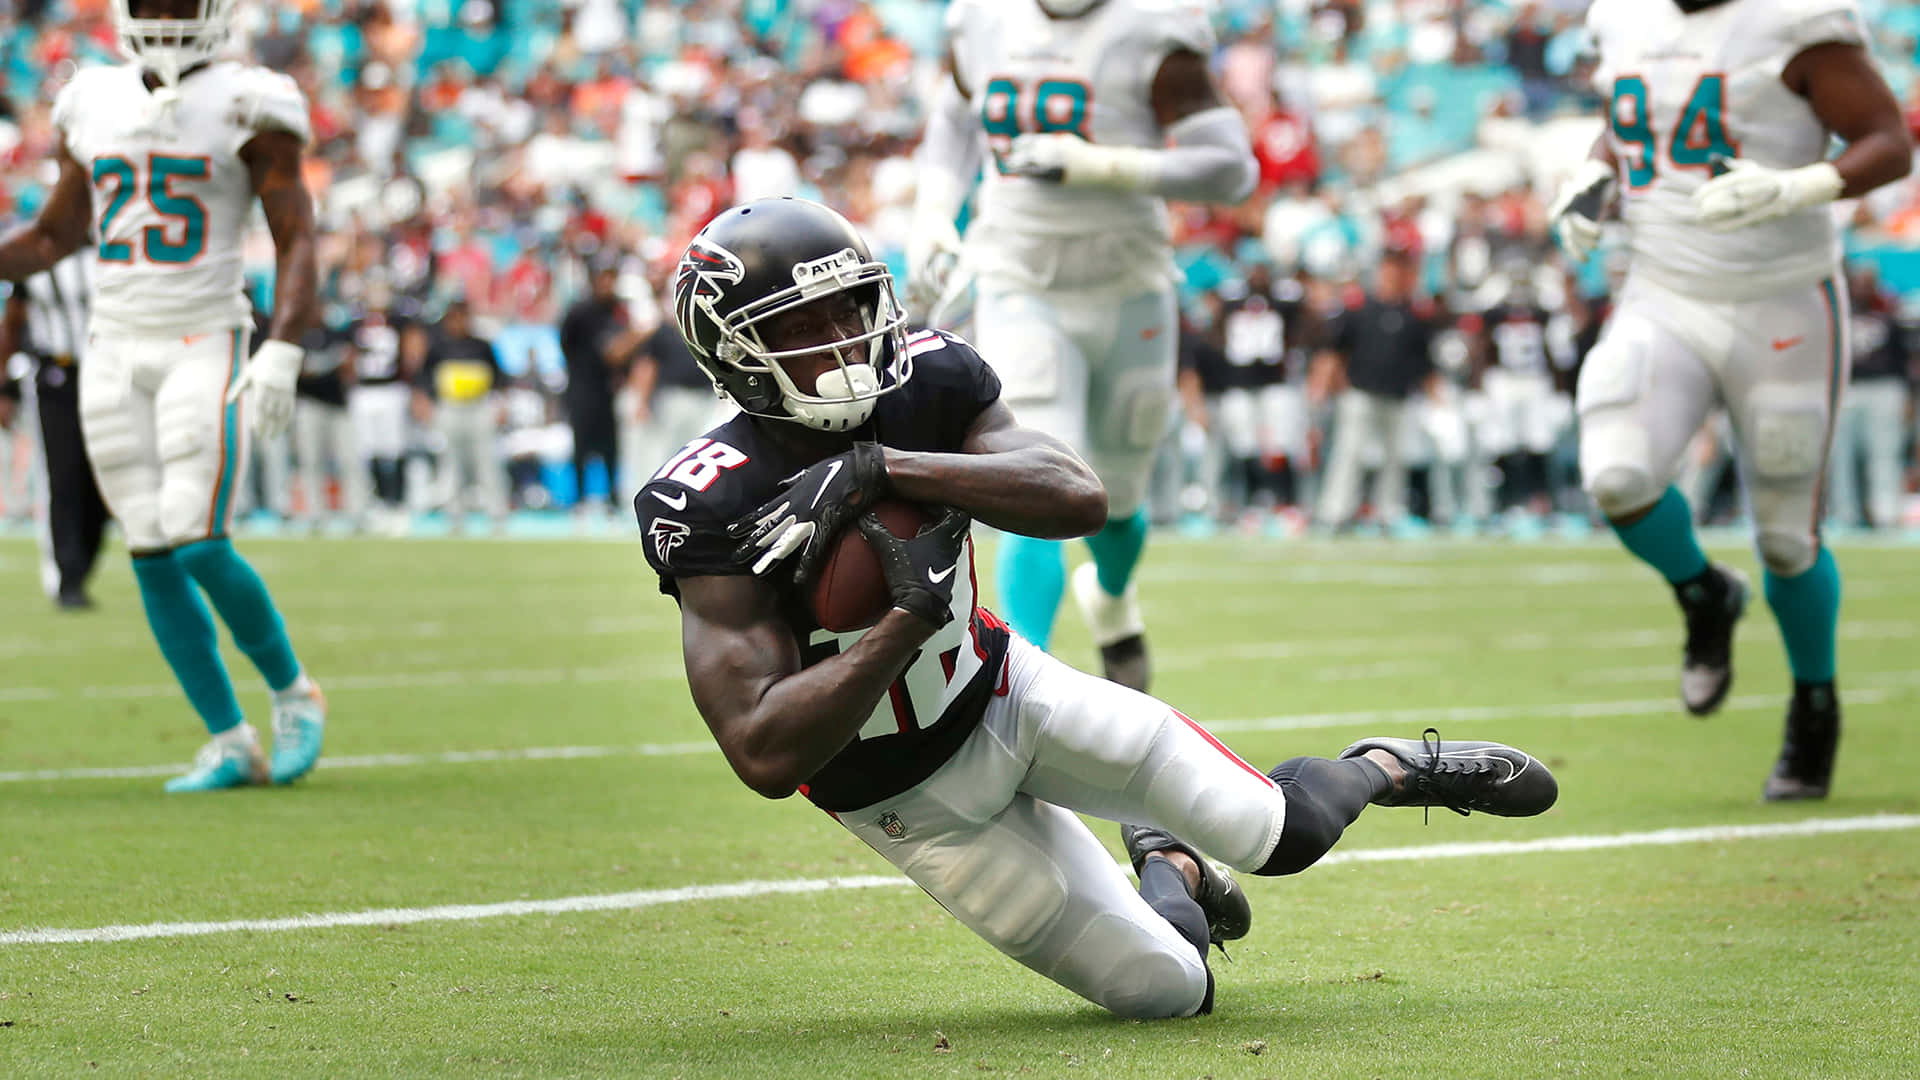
left=809, top=499, right=934, bottom=633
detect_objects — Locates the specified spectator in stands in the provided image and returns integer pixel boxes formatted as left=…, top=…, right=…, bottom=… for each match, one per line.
left=414, top=298, right=506, bottom=531
left=1315, top=245, right=1438, bottom=531
left=1828, top=262, right=1913, bottom=530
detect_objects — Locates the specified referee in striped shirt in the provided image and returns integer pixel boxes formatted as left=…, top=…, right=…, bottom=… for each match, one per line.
left=1, top=250, right=106, bottom=609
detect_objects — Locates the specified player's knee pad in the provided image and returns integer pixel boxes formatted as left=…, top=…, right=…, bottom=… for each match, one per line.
left=1755, top=529, right=1817, bottom=577
left=81, top=409, right=165, bottom=549
left=1140, top=747, right=1285, bottom=872
left=1744, top=395, right=1828, bottom=482
left=915, top=829, right=1070, bottom=956
left=1086, top=920, right=1209, bottom=1019
left=1584, top=464, right=1661, bottom=520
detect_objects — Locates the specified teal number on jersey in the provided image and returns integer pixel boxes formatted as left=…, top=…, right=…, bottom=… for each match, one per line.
left=91, top=156, right=136, bottom=263
left=1610, top=77, right=1656, bottom=188
left=1032, top=80, right=1089, bottom=137
left=1670, top=75, right=1736, bottom=169
left=982, top=77, right=1095, bottom=173
left=145, top=156, right=210, bottom=264
left=981, top=77, right=1021, bottom=140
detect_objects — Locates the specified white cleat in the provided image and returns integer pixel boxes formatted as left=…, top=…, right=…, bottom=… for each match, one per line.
left=1071, top=562, right=1150, bottom=692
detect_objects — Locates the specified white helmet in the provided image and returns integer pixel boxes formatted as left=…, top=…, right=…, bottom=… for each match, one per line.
left=113, top=0, right=238, bottom=88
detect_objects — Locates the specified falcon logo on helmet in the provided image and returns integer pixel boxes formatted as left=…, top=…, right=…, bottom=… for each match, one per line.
left=673, top=238, right=746, bottom=342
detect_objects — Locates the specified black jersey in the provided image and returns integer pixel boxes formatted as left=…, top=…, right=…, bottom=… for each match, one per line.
left=1218, top=280, right=1306, bottom=390
left=636, top=329, right=1013, bottom=813
left=1483, top=304, right=1553, bottom=376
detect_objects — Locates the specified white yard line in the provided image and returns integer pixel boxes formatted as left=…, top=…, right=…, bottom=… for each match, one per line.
left=6, top=815, right=1916, bottom=947
left=7, top=676, right=1914, bottom=785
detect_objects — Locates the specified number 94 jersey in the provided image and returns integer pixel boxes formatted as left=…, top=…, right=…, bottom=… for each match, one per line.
left=53, top=61, right=311, bottom=336
left=1587, top=0, right=1866, bottom=300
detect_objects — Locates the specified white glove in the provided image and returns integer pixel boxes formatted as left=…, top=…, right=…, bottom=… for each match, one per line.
left=1546, top=158, right=1615, bottom=263
left=1692, top=159, right=1844, bottom=232
left=226, top=338, right=303, bottom=440
left=1002, top=133, right=1155, bottom=191
left=904, top=214, right=965, bottom=319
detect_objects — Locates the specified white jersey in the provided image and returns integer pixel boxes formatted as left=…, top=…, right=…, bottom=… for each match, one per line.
left=53, top=61, right=310, bottom=336
left=948, top=0, right=1213, bottom=294
left=1587, top=0, right=1866, bottom=300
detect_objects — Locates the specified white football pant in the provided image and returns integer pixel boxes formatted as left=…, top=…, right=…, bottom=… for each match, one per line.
left=972, top=286, right=1178, bottom=519
left=1579, top=274, right=1848, bottom=575
left=79, top=327, right=248, bottom=551
left=838, top=638, right=1286, bottom=1018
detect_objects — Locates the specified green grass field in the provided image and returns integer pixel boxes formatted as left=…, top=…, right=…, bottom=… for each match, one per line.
left=3, top=532, right=1917, bottom=1079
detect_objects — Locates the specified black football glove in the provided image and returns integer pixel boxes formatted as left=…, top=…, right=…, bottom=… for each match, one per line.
left=856, top=507, right=972, bottom=629
left=730, top=441, right=890, bottom=586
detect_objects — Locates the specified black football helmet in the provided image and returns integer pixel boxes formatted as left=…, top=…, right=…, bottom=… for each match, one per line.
left=672, top=197, right=910, bottom=432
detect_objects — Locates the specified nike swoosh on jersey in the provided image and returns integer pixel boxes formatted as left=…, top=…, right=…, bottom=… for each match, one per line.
left=1771, top=336, right=1805, bottom=351
left=650, top=490, right=689, bottom=510
left=928, top=563, right=957, bottom=584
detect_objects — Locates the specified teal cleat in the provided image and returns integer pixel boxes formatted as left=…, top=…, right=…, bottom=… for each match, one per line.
left=165, top=733, right=269, bottom=793
left=270, top=680, right=327, bottom=784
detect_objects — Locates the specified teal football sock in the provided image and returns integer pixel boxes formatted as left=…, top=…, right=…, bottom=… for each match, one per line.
left=1084, top=509, right=1149, bottom=597
left=1610, top=486, right=1709, bottom=585
left=996, top=532, right=1066, bottom=650
left=175, top=537, right=302, bottom=692
left=1764, top=546, right=1841, bottom=683
left=132, top=551, right=245, bottom=735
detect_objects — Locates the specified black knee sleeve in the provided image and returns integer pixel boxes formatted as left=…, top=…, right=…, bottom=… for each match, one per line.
left=1256, top=756, right=1389, bottom=877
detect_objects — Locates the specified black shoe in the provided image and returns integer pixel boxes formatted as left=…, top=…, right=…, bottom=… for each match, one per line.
left=1340, top=729, right=1558, bottom=817
left=1764, top=683, right=1839, bottom=802
left=1120, top=824, right=1252, bottom=946
left=1099, top=635, right=1150, bottom=694
left=56, top=587, right=93, bottom=611
left=1676, top=564, right=1748, bottom=716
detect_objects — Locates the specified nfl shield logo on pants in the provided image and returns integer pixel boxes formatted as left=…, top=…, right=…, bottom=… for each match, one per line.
left=877, top=811, right=906, bottom=840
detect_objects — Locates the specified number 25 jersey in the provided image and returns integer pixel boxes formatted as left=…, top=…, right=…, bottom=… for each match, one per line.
left=53, top=61, right=311, bottom=336
left=1586, top=0, right=1866, bottom=299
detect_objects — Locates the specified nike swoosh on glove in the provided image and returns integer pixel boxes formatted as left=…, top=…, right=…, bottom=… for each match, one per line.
left=857, top=506, right=972, bottom=628
left=226, top=339, right=304, bottom=440
left=1546, top=158, right=1615, bottom=263
left=730, top=441, right=890, bottom=585
left=1692, top=159, right=1843, bottom=232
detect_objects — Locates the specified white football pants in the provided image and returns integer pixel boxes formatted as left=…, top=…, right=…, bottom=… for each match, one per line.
left=1578, top=274, right=1848, bottom=575
left=971, top=286, right=1178, bottom=518
left=79, top=327, right=248, bottom=552
left=838, top=638, right=1287, bottom=1019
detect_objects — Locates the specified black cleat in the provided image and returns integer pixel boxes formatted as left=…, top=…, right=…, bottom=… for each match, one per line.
left=56, top=586, right=93, bottom=611
left=1120, top=824, right=1252, bottom=947
left=1340, top=729, right=1558, bottom=817
left=1098, top=635, right=1151, bottom=694
left=1764, top=683, right=1840, bottom=802
left=1676, top=563, right=1748, bottom=716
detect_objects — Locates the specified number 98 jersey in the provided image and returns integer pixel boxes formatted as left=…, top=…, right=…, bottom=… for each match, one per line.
left=53, top=61, right=311, bottom=336
left=948, top=0, right=1214, bottom=293
left=1586, top=0, right=1866, bottom=300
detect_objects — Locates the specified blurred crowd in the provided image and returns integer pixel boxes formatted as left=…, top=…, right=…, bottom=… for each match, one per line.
left=4, top=0, right=1920, bottom=535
